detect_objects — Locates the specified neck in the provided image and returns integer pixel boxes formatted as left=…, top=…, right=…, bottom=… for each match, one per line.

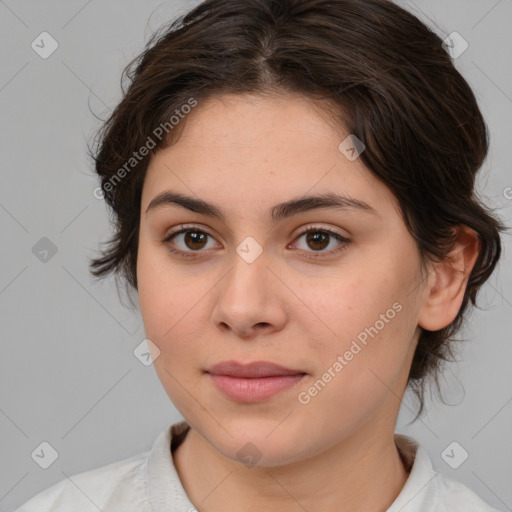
left=173, top=417, right=410, bottom=512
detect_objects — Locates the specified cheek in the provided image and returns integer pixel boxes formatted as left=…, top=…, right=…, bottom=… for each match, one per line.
left=307, top=269, right=401, bottom=349
left=300, top=257, right=419, bottom=403
left=296, top=302, right=416, bottom=432
left=137, top=243, right=205, bottom=352
left=137, top=246, right=209, bottom=411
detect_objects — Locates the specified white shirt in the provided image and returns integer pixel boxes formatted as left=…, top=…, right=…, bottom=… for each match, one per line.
left=14, top=421, right=501, bottom=512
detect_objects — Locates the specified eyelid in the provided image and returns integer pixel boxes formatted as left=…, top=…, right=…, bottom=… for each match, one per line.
left=162, top=223, right=351, bottom=259
left=163, top=223, right=349, bottom=242
left=162, top=224, right=219, bottom=248
left=292, top=223, right=349, bottom=241
left=288, top=223, right=351, bottom=259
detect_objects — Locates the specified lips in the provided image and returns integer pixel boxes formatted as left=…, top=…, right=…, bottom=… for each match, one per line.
left=206, top=360, right=307, bottom=403
left=207, top=360, right=305, bottom=378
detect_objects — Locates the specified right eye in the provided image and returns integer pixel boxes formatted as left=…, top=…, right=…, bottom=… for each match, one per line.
left=162, top=226, right=220, bottom=258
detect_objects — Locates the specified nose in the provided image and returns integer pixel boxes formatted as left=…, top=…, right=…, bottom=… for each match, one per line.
left=210, top=248, right=288, bottom=339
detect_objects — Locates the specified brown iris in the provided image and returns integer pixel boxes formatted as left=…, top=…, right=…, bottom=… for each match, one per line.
left=184, top=231, right=208, bottom=250
left=305, top=231, right=330, bottom=251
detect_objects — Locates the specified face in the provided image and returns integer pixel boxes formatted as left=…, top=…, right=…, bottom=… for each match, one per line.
left=137, top=93, right=429, bottom=467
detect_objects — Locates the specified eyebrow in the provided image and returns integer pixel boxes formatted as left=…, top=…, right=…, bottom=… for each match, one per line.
left=145, top=190, right=378, bottom=222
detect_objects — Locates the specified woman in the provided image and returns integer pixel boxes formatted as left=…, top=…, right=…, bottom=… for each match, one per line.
left=15, top=0, right=506, bottom=510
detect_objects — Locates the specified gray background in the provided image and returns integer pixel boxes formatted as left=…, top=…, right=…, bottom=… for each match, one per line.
left=1, top=0, right=511, bottom=510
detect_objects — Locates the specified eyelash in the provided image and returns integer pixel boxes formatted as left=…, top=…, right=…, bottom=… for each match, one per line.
left=161, top=224, right=351, bottom=260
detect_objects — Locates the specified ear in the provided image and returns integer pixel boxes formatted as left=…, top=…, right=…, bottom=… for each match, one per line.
left=418, top=226, right=480, bottom=331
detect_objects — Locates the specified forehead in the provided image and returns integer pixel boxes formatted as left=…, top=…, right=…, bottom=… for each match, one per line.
left=142, top=93, right=398, bottom=218
left=166, top=93, right=346, bottom=155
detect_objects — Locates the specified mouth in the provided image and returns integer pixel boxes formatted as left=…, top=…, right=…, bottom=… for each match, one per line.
left=205, top=360, right=307, bottom=403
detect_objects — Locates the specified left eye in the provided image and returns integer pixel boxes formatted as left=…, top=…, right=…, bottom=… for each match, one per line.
left=291, top=228, right=349, bottom=255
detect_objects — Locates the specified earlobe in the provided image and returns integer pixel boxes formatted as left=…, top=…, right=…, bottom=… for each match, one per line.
left=418, top=226, right=480, bottom=332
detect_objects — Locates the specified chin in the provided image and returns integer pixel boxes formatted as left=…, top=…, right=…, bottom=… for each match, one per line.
left=194, top=413, right=319, bottom=468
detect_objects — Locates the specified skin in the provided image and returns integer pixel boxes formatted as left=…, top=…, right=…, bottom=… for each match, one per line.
left=136, top=92, right=480, bottom=512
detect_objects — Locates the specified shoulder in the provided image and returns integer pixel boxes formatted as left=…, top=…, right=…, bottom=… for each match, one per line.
left=391, top=434, right=502, bottom=512
left=13, top=451, right=150, bottom=512
left=435, top=472, right=502, bottom=512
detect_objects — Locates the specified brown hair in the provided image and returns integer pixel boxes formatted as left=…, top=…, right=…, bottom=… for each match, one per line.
left=89, top=0, right=506, bottom=418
